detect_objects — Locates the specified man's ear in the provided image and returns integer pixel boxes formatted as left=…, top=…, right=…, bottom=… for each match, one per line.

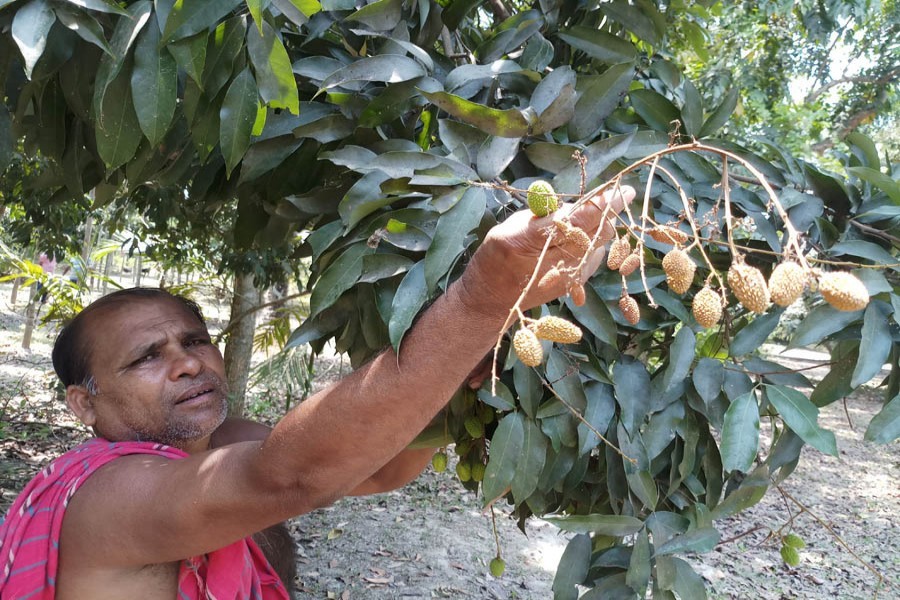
left=66, top=385, right=97, bottom=427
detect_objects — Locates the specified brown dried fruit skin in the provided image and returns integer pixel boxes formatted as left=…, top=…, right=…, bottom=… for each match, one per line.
left=818, top=271, right=869, bottom=311
left=618, top=252, right=641, bottom=276
left=619, top=294, right=640, bottom=325
left=606, top=237, right=632, bottom=270
left=648, top=225, right=689, bottom=245
left=532, top=316, right=583, bottom=343
left=513, top=328, right=543, bottom=367
left=555, top=220, right=592, bottom=254
left=693, top=285, right=722, bottom=328
left=727, top=261, right=770, bottom=313
left=769, top=261, right=807, bottom=306
left=662, top=248, right=696, bottom=294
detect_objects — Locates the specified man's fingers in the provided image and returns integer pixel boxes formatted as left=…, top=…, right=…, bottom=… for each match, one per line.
left=570, top=185, right=635, bottom=241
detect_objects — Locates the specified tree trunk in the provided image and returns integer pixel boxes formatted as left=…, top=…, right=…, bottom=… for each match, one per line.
left=101, top=253, right=113, bottom=295
left=134, top=254, right=142, bottom=286
left=10, top=278, right=19, bottom=305
left=223, top=272, right=261, bottom=417
left=22, top=286, right=38, bottom=350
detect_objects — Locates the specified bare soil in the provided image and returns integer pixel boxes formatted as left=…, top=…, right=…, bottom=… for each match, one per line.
left=1, top=282, right=897, bottom=599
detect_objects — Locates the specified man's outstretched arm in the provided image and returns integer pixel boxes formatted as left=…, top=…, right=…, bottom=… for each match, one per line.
left=61, top=187, right=633, bottom=568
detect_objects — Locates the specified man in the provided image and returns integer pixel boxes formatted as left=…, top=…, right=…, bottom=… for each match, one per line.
left=0, top=186, right=633, bottom=599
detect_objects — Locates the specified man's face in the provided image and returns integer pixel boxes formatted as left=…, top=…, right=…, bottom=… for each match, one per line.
left=77, top=297, right=228, bottom=451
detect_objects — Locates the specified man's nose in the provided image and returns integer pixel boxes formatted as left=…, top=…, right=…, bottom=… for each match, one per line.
left=169, top=348, right=204, bottom=379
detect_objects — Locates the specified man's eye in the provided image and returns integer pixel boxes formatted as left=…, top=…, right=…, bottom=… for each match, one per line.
left=186, top=338, right=209, bottom=347
left=133, top=353, right=157, bottom=366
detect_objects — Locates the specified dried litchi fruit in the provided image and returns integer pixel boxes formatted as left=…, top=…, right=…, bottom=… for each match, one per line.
left=555, top=220, right=592, bottom=254
left=607, top=236, right=632, bottom=270
left=818, top=271, right=869, bottom=311
left=727, top=259, right=770, bottom=314
left=531, top=316, right=582, bottom=343
left=513, top=328, right=543, bottom=366
left=619, top=294, right=640, bottom=325
left=618, top=252, right=641, bottom=276
left=569, top=283, right=586, bottom=306
left=648, top=225, right=689, bottom=245
left=769, top=261, right=807, bottom=307
left=692, top=285, right=723, bottom=328
left=662, top=248, right=696, bottom=294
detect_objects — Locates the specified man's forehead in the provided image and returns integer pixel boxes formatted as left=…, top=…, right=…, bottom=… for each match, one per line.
left=85, top=296, right=207, bottom=341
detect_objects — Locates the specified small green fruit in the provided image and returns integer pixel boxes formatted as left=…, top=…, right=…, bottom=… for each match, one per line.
left=477, top=403, right=495, bottom=425
left=471, top=461, right=486, bottom=482
left=431, top=451, right=448, bottom=473
left=489, top=557, right=506, bottom=577
left=782, top=533, right=806, bottom=549
left=464, top=416, right=485, bottom=439
left=780, top=544, right=800, bottom=567
left=527, top=180, right=558, bottom=217
left=456, top=461, right=472, bottom=482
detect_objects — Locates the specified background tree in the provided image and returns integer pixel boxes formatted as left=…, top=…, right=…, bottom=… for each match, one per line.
left=1, top=0, right=898, bottom=595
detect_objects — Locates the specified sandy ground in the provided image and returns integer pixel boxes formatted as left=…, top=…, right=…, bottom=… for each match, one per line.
left=1, top=281, right=897, bottom=599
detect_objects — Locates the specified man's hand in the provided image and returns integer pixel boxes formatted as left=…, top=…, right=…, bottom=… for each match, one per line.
left=460, top=185, right=635, bottom=314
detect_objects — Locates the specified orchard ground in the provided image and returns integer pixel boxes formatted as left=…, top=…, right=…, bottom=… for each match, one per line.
left=0, top=279, right=897, bottom=599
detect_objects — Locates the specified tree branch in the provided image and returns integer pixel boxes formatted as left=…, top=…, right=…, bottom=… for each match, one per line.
left=804, top=65, right=900, bottom=104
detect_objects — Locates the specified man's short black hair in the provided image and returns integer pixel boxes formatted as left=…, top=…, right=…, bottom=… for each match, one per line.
left=52, top=287, right=206, bottom=388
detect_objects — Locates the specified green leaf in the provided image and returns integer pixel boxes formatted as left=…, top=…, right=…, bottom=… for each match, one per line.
left=720, top=391, right=759, bottom=473
left=94, top=62, right=142, bottom=169
left=388, top=260, right=428, bottom=349
left=789, top=304, right=861, bottom=348
left=692, top=358, right=724, bottom=404
left=239, top=136, right=303, bottom=183
left=663, top=326, right=695, bottom=392
left=347, top=0, right=402, bottom=31
left=246, top=20, right=299, bottom=114
left=552, top=534, right=591, bottom=600
left=654, top=527, right=721, bottom=556
left=614, top=359, right=650, bottom=436
left=657, top=557, right=707, bottom=600
left=543, top=514, right=643, bottom=536
left=730, top=308, right=784, bottom=357
left=681, top=78, right=703, bottom=137
left=337, top=171, right=392, bottom=230
left=765, top=384, right=837, bottom=456
left=629, top=89, right=680, bottom=133
left=566, top=285, right=616, bottom=346
left=131, top=21, right=177, bottom=146
left=558, top=25, right=637, bottom=64
left=62, top=0, right=128, bottom=14
left=421, top=90, right=529, bottom=138
left=202, top=16, right=246, bottom=100
left=626, top=528, right=651, bottom=596
left=599, top=0, right=664, bottom=46
left=569, top=62, right=635, bottom=141
left=162, top=0, right=242, bottom=44
left=424, top=187, right=484, bottom=291
left=511, top=418, right=548, bottom=504
left=848, top=166, right=900, bottom=203
left=482, top=412, right=525, bottom=505
left=357, top=253, right=414, bottom=284
left=852, top=301, right=893, bottom=388
left=321, top=55, right=426, bottom=91
left=309, top=243, right=372, bottom=319
left=513, top=361, right=542, bottom=418
left=165, top=31, right=207, bottom=85
left=219, top=68, right=260, bottom=176
left=810, top=344, right=858, bottom=407
left=552, top=131, right=635, bottom=195
left=864, top=393, right=900, bottom=444
left=710, top=464, right=769, bottom=520
left=477, top=382, right=516, bottom=412
left=476, top=135, right=521, bottom=180
left=699, top=87, right=738, bottom=138
left=54, top=3, right=112, bottom=54
left=578, top=382, right=616, bottom=456
left=828, top=241, right=899, bottom=270
left=11, top=0, right=56, bottom=78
